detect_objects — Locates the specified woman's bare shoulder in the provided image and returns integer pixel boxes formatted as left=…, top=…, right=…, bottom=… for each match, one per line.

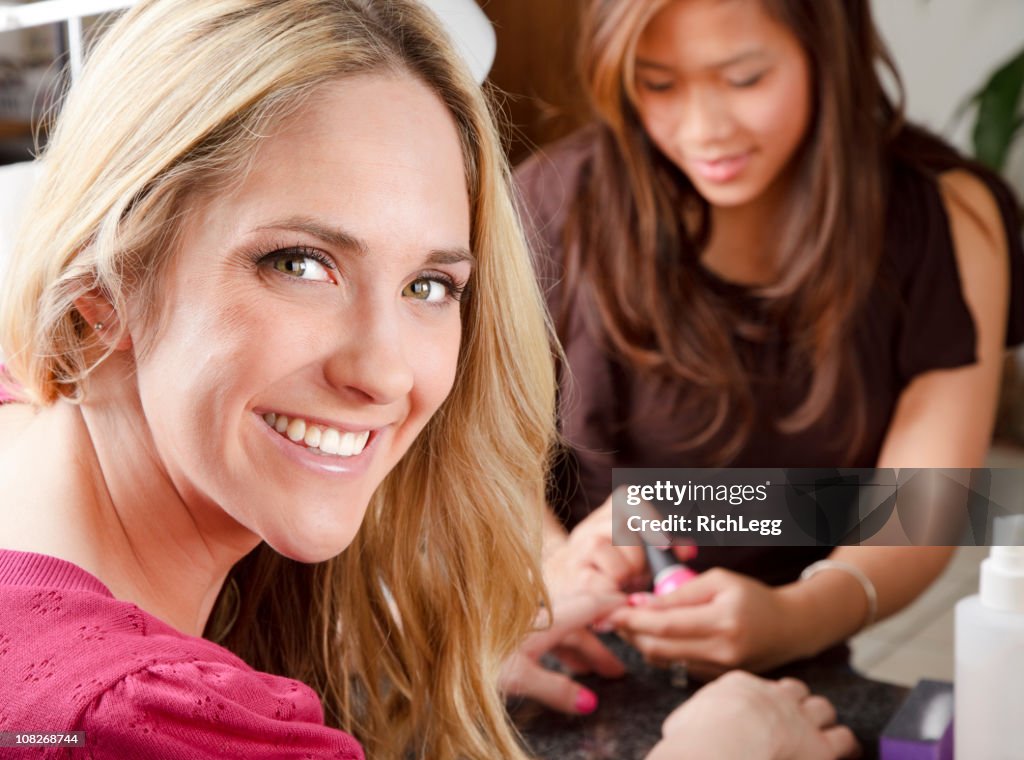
left=937, top=169, right=1009, bottom=272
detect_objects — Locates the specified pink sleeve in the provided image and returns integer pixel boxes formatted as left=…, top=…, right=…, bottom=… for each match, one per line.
left=79, top=660, right=364, bottom=759
left=0, top=383, right=16, bottom=403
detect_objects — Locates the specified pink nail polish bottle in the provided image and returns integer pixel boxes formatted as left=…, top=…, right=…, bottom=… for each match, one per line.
left=644, top=544, right=698, bottom=596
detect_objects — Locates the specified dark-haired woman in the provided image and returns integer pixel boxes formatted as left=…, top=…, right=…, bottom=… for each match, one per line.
left=517, top=0, right=1024, bottom=678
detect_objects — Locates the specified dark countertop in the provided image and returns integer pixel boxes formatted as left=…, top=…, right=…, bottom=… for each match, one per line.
left=515, top=637, right=908, bottom=760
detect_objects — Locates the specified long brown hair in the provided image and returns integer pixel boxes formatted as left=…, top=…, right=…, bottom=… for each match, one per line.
left=0, top=1, right=555, bottom=758
left=572, top=0, right=907, bottom=462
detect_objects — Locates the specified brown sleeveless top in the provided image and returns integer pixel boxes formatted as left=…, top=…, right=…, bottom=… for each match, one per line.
left=516, top=127, right=1024, bottom=586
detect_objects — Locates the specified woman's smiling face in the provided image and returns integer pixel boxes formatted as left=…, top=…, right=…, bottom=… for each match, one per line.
left=130, top=73, right=472, bottom=561
left=633, top=0, right=812, bottom=210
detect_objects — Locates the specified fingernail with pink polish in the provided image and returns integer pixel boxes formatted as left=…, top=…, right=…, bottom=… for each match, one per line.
left=628, top=592, right=653, bottom=607
left=592, top=619, right=614, bottom=633
left=575, top=687, right=598, bottom=715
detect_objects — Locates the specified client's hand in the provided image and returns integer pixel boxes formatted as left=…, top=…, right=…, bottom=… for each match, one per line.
left=646, top=672, right=860, bottom=760
left=499, top=593, right=627, bottom=715
left=608, top=567, right=804, bottom=677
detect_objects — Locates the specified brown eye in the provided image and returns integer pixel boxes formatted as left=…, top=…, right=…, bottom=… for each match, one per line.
left=274, top=257, right=307, bottom=275
left=402, top=278, right=447, bottom=302
left=639, top=79, right=675, bottom=93
left=729, top=71, right=766, bottom=88
left=264, top=250, right=334, bottom=282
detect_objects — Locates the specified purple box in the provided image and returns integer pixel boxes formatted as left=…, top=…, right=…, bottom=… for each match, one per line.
left=879, top=680, right=954, bottom=760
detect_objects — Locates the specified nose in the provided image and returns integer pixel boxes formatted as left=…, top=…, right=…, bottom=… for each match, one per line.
left=321, top=301, right=414, bottom=406
left=676, top=86, right=735, bottom=147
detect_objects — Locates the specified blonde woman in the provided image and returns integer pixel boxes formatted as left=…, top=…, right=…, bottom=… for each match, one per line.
left=0, top=1, right=856, bottom=758
left=0, top=0, right=559, bottom=757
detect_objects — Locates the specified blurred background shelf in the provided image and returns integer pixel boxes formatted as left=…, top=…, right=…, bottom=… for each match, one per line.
left=0, top=119, right=29, bottom=138
left=0, top=0, right=135, bottom=164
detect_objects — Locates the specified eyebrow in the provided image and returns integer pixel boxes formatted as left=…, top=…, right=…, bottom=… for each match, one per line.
left=255, top=216, right=476, bottom=267
left=636, top=50, right=768, bottom=73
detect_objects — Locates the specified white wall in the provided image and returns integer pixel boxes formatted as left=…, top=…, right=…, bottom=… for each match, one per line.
left=871, top=0, right=1024, bottom=193
left=873, top=0, right=1024, bottom=378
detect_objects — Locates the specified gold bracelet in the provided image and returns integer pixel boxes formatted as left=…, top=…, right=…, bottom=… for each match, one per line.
left=800, top=559, right=878, bottom=631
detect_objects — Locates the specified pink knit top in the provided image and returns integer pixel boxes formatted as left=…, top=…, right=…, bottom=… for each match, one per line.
left=0, top=549, right=364, bottom=758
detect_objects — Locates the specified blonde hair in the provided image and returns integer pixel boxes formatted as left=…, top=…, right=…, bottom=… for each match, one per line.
left=0, top=1, right=555, bottom=758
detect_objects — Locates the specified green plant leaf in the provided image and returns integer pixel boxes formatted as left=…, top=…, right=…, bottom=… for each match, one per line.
left=973, top=47, right=1024, bottom=170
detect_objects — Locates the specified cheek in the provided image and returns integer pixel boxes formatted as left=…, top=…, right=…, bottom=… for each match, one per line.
left=638, top=114, right=687, bottom=178
left=409, top=319, right=462, bottom=418
left=637, top=101, right=677, bottom=153
left=135, top=286, right=270, bottom=446
left=748, top=73, right=812, bottom=154
left=647, top=124, right=676, bottom=161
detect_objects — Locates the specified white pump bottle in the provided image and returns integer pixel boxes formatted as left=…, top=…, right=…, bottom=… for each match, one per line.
left=954, top=517, right=1024, bottom=759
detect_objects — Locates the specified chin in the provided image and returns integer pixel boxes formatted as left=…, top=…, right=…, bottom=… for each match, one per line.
left=695, top=184, right=763, bottom=209
left=262, top=522, right=363, bottom=564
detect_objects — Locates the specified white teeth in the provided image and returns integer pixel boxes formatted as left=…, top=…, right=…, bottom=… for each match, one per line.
left=286, top=417, right=306, bottom=442
left=261, top=412, right=370, bottom=458
left=319, top=427, right=340, bottom=455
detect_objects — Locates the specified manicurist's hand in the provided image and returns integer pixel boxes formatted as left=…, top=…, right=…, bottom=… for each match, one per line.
left=499, top=593, right=627, bottom=715
left=607, top=567, right=806, bottom=678
left=646, top=672, right=860, bottom=760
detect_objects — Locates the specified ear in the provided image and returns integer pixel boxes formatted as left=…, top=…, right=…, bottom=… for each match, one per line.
left=73, top=290, right=133, bottom=351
